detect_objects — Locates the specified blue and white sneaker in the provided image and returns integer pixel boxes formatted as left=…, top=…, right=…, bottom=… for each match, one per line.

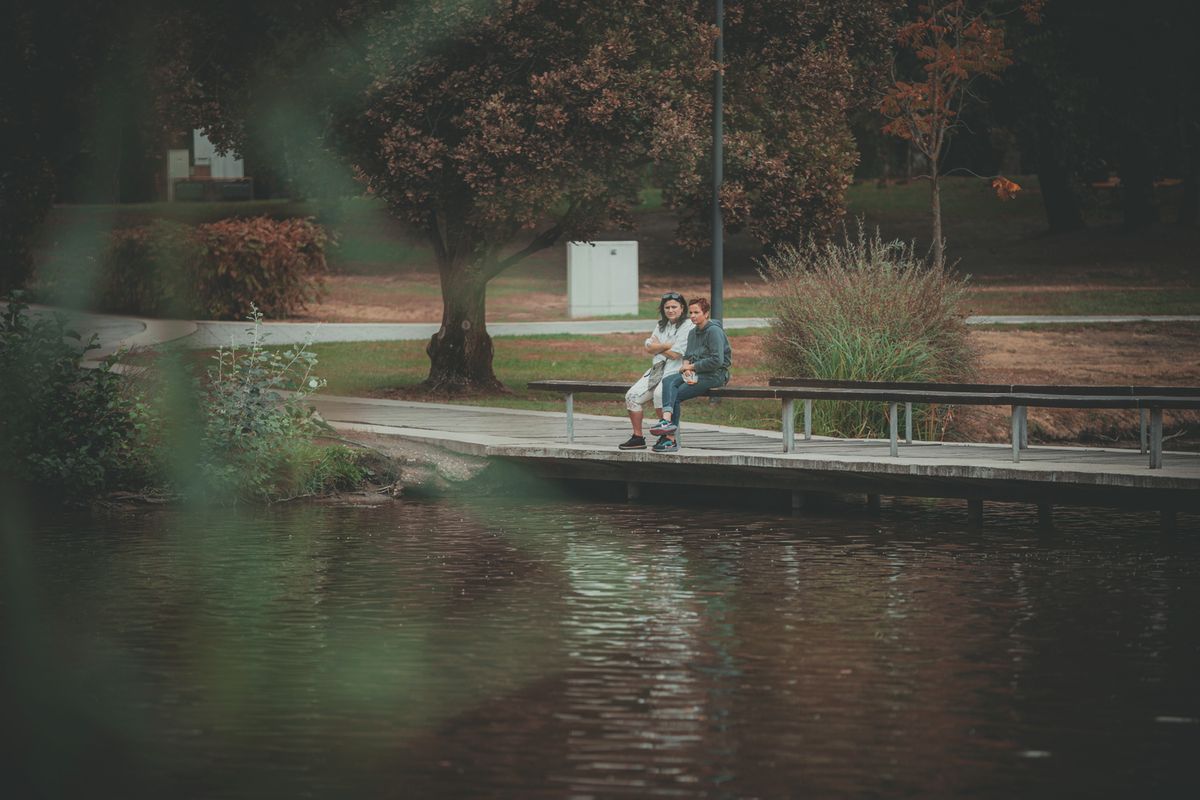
left=649, top=418, right=677, bottom=435
left=652, top=436, right=679, bottom=453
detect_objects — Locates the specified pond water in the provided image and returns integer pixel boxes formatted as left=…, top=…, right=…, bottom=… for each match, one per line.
left=2, top=494, right=1198, bottom=799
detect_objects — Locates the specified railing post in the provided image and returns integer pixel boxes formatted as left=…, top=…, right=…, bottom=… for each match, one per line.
left=1140, top=408, right=1149, bottom=454
left=889, top=402, right=899, bottom=457
left=905, top=402, right=913, bottom=444
left=1011, top=405, right=1022, bottom=463
left=804, top=398, right=813, bottom=440
left=782, top=398, right=795, bottom=453
left=565, top=392, right=574, bottom=443
left=1149, top=407, right=1163, bottom=469
left=1019, top=405, right=1029, bottom=450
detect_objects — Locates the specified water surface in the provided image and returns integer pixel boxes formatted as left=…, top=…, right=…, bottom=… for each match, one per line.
left=3, top=496, right=1198, bottom=798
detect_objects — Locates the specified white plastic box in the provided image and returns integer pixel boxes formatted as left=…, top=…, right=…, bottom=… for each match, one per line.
left=566, top=241, right=639, bottom=318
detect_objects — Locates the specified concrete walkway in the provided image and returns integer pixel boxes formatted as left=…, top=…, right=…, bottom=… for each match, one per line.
left=27, top=305, right=1200, bottom=353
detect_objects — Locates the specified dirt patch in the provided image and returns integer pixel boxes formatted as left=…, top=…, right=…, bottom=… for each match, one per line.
left=954, top=324, right=1200, bottom=447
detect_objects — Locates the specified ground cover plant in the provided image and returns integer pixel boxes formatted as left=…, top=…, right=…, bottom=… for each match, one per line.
left=193, top=308, right=370, bottom=502
left=759, top=225, right=978, bottom=438
left=0, top=294, right=156, bottom=499
left=0, top=295, right=374, bottom=505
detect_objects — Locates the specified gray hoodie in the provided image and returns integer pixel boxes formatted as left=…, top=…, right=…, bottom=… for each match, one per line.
left=683, top=319, right=732, bottom=385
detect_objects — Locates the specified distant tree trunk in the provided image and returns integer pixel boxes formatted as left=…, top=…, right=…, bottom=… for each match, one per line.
left=930, top=172, right=944, bottom=269
left=1118, top=133, right=1158, bottom=231
left=422, top=256, right=504, bottom=394
left=1035, top=120, right=1085, bottom=233
left=1037, top=162, right=1085, bottom=233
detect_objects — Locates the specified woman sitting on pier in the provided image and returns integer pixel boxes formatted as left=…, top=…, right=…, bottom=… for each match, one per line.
left=649, top=297, right=732, bottom=452
left=617, top=292, right=694, bottom=450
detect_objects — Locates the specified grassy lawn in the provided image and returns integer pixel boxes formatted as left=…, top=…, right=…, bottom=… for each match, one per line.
left=33, top=178, right=1199, bottom=317
left=309, top=329, right=785, bottom=432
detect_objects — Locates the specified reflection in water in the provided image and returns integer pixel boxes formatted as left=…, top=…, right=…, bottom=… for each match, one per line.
left=1, top=498, right=1198, bottom=798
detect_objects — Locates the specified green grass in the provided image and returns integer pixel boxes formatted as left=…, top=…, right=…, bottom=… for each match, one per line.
left=308, top=331, right=785, bottom=431
left=966, top=288, right=1200, bottom=316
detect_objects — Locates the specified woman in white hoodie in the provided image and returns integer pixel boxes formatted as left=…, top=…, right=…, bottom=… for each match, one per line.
left=617, top=292, right=694, bottom=450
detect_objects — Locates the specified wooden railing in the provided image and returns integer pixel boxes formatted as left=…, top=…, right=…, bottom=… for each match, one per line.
left=526, top=379, right=1200, bottom=469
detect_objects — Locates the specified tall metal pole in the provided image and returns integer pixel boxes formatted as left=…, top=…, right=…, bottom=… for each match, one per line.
left=711, top=0, right=724, bottom=323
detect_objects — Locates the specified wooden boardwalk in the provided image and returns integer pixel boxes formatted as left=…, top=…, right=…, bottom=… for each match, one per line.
left=313, top=394, right=1200, bottom=513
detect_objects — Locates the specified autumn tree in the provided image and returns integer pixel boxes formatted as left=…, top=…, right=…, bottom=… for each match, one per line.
left=671, top=1, right=898, bottom=252
left=346, top=1, right=713, bottom=392
left=881, top=1, right=1039, bottom=267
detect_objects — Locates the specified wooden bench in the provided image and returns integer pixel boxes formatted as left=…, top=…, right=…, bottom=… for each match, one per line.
left=527, top=379, right=1200, bottom=469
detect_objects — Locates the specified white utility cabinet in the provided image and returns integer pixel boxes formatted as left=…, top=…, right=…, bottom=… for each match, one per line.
left=567, top=241, right=639, bottom=318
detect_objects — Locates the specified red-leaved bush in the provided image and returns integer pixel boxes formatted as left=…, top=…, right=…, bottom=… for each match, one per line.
left=99, top=216, right=329, bottom=319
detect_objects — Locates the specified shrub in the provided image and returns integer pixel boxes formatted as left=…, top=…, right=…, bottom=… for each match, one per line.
left=760, top=224, right=978, bottom=438
left=98, top=216, right=329, bottom=320
left=192, top=217, right=330, bottom=319
left=0, top=293, right=157, bottom=498
left=99, top=220, right=199, bottom=317
left=196, top=307, right=366, bottom=502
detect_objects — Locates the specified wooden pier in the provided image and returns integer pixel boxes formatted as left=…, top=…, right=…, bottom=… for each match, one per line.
left=312, top=394, right=1200, bottom=518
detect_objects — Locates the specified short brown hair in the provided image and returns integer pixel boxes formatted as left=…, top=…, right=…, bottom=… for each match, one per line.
left=689, top=297, right=710, bottom=314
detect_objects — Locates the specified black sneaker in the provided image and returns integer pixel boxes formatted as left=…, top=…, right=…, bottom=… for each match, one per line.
left=618, top=435, right=646, bottom=450
left=652, top=436, right=679, bottom=453
left=649, top=418, right=677, bottom=435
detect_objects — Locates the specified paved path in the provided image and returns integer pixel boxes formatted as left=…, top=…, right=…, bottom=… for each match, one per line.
left=29, top=306, right=1200, bottom=352
left=312, top=394, right=1199, bottom=510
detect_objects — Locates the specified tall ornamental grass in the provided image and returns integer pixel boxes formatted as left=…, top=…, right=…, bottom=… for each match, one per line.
left=760, top=225, right=978, bottom=439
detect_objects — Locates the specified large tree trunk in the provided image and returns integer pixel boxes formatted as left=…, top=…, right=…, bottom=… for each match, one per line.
left=421, top=258, right=505, bottom=394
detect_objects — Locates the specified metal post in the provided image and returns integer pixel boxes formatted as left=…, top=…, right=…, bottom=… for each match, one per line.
left=782, top=398, right=795, bottom=453
left=565, top=392, right=574, bottom=443
left=1149, top=407, right=1163, bottom=469
left=904, top=402, right=913, bottom=444
left=889, top=402, right=899, bottom=457
left=710, top=0, right=725, bottom=322
left=1020, top=405, right=1029, bottom=449
left=1140, top=408, right=1149, bottom=454
left=1011, top=406, right=1022, bottom=463
left=626, top=482, right=640, bottom=501
left=804, top=399, right=813, bottom=440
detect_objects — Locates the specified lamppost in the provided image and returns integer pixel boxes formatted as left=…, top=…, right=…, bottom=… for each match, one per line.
left=710, top=0, right=725, bottom=323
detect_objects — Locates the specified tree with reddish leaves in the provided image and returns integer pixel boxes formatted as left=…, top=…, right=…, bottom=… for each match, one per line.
left=881, top=1, right=1039, bottom=268
left=347, top=2, right=714, bottom=393
left=672, top=1, right=898, bottom=253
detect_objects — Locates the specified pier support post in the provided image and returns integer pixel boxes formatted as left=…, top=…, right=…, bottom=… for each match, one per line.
left=791, top=491, right=807, bottom=512
left=804, top=399, right=813, bottom=441
left=626, top=482, right=640, bottom=501
left=905, top=402, right=913, bottom=444
left=1037, top=503, right=1053, bottom=529
left=1140, top=409, right=1149, bottom=454
left=968, top=499, right=984, bottom=528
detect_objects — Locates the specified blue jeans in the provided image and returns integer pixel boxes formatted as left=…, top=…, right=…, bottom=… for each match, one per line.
left=660, top=372, right=725, bottom=427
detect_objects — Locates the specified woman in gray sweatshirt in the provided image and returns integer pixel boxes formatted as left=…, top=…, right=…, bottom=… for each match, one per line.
left=647, top=296, right=731, bottom=452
